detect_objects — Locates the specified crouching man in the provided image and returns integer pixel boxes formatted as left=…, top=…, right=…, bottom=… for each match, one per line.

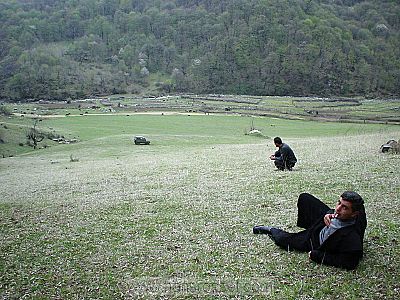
left=253, top=192, right=367, bottom=270
left=269, top=137, right=297, bottom=171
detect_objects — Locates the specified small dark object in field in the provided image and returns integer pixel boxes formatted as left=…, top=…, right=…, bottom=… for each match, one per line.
left=70, top=154, right=79, bottom=162
left=134, top=136, right=150, bottom=145
left=380, top=139, right=399, bottom=153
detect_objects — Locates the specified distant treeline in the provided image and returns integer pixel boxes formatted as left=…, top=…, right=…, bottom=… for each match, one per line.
left=0, top=0, right=399, bottom=101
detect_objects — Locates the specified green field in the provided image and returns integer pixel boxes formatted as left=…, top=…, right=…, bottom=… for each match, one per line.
left=0, top=113, right=399, bottom=299
left=1, top=112, right=396, bottom=157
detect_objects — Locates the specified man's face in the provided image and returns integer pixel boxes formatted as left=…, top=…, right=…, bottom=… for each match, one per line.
left=335, top=197, right=358, bottom=220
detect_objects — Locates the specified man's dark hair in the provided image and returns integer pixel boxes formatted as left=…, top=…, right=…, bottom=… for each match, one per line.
left=274, top=137, right=282, bottom=145
left=341, top=191, right=364, bottom=212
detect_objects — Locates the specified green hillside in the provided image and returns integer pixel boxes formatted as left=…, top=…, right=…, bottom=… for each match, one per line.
left=0, top=116, right=399, bottom=298
left=0, top=0, right=399, bottom=101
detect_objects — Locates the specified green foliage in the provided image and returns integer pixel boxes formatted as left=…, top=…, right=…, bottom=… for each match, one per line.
left=0, top=105, right=11, bottom=116
left=0, top=0, right=399, bottom=100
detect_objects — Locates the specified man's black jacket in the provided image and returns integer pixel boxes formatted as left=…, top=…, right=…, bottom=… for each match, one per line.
left=275, top=143, right=297, bottom=164
left=271, top=209, right=367, bottom=270
left=309, top=211, right=365, bottom=270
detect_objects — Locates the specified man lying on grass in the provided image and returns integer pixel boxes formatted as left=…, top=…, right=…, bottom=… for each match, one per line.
left=253, top=192, right=367, bottom=270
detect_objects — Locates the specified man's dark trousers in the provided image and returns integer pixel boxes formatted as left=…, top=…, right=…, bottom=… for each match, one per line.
left=270, top=193, right=331, bottom=251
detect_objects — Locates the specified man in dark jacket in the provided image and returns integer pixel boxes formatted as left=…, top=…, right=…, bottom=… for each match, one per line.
left=269, top=137, right=297, bottom=170
left=253, top=192, right=367, bottom=270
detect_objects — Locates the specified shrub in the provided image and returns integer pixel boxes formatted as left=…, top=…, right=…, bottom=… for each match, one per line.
left=0, top=105, right=11, bottom=116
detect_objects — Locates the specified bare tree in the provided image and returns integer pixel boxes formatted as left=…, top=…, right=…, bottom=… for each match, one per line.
left=0, top=129, right=5, bottom=144
left=27, top=119, right=44, bottom=149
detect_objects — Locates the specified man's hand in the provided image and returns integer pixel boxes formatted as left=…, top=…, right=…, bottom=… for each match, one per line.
left=323, top=213, right=338, bottom=226
left=269, top=154, right=275, bottom=160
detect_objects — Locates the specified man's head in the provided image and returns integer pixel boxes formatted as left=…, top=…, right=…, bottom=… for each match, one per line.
left=335, top=191, right=364, bottom=220
left=273, top=137, right=283, bottom=147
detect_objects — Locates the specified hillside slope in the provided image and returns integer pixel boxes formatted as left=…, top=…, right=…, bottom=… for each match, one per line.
left=0, top=0, right=399, bottom=100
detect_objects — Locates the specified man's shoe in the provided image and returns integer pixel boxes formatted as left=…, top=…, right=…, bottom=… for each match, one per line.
left=253, top=225, right=273, bottom=235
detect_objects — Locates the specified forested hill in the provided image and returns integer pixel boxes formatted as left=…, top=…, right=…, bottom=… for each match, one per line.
left=0, top=0, right=399, bottom=102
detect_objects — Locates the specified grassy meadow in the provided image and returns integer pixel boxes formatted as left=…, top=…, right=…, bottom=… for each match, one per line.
left=0, top=113, right=400, bottom=299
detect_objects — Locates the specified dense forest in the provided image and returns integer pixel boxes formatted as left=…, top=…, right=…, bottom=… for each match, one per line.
left=0, top=0, right=399, bottom=101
